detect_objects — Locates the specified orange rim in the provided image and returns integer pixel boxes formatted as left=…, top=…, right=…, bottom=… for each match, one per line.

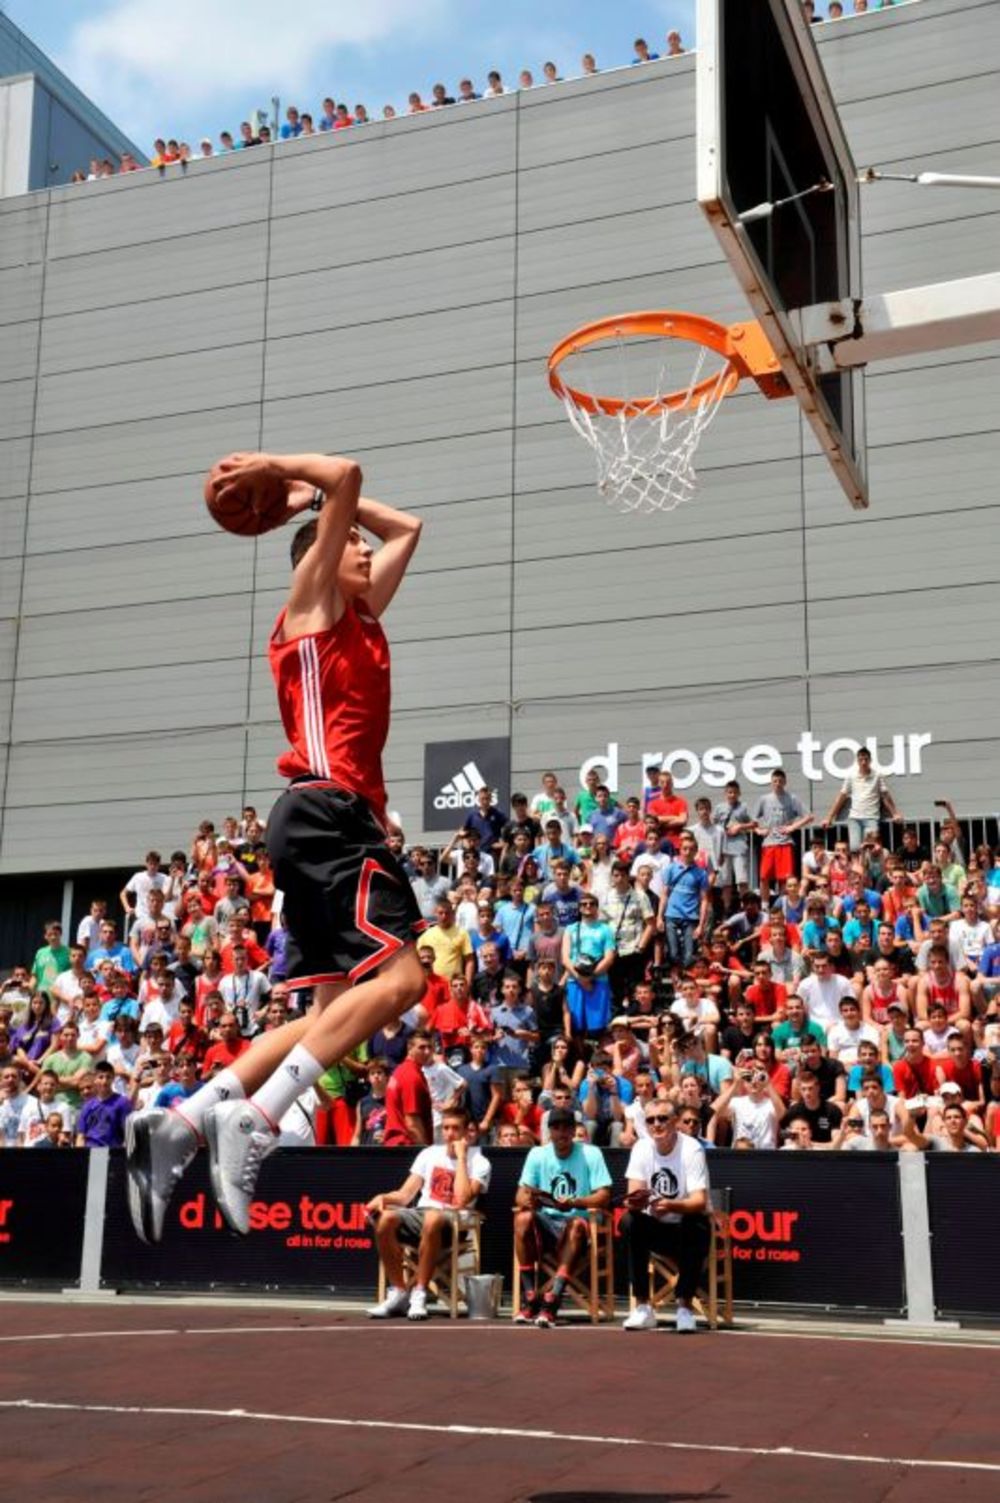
left=548, top=311, right=786, bottom=415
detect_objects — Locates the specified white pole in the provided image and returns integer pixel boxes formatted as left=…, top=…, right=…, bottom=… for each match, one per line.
left=916, top=172, right=1000, bottom=190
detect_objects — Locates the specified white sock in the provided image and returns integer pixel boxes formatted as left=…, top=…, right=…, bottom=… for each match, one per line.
left=173, top=1069, right=245, bottom=1137
left=251, top=1044, right=324, bottom=1128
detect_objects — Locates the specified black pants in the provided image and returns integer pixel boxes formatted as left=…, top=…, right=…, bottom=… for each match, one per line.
left=610, top=951, right=647, bottom=1007
left=621, top=1211, right=712, bottom=1303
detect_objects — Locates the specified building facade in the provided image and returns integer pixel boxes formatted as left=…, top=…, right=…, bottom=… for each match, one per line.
left=0, top=0, right=997, bottom=883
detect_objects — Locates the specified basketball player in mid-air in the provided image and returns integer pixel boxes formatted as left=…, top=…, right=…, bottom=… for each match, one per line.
left=126, top=450, right=426, bottom=1240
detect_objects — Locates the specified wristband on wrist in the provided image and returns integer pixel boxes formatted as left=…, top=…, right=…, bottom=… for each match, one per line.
left=309, top=487, right=324, bottom=512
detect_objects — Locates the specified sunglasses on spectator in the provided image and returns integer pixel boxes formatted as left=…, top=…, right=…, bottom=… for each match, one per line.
left=645, top=1114, right=673, bottom=1126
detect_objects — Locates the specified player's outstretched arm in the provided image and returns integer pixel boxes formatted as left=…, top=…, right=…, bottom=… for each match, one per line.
left=356, top=496, right=423, bottom=619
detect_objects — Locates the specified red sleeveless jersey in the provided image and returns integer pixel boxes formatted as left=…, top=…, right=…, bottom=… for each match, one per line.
left=268, top=603, right=390, bottom=821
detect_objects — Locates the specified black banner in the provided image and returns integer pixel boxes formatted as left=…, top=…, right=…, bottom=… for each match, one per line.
left=422, top=737, right=510, bottom=833
left=926, top=1154, right=1000, bottom=1319
left=0, top=1149, right=89, bottom=1287
left=101, top=1147, right=904, bottom=1313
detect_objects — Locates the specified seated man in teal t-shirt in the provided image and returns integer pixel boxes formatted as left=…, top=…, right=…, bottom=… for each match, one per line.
left=514, top=1109, right=612, bottom=1328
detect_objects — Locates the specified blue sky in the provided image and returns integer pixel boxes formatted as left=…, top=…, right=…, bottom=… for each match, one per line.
left=3, top=0, right=696, bottom=152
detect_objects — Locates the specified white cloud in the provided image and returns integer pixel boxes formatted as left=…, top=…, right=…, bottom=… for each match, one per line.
left=61, top=0, right=450, bottom=140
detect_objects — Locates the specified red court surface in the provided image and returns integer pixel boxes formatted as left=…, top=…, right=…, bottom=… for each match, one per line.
left=1, top=1302, right=999, bottom=1502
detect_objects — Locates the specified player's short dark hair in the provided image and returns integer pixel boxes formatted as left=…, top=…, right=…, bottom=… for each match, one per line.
left=290, top=520, right=318, bottom=568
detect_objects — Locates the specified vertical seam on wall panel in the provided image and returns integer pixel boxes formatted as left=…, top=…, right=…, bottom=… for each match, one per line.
left=0, top=190, right=51, bottom=858
left=241, top=152, right=278, bottom=801
left=798, top=410, right=813, bottom=735
left=507, top=97, right=522, bottom=763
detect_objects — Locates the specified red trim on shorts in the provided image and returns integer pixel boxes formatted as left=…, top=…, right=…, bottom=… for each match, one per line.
left=349, top=857, right=405, bottom=983
left=412, top=918, right=430, bottom=935
left=286, top=972, right=347, bottom=991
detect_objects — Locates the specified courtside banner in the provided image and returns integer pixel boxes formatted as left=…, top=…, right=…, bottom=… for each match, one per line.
left=101, top=1147, right=904, bottom=1311
left=707, top=1151, right=905, bottom=1313
left=422, top=737, right=511, bottom=832
left=0, top=1149, right=89, bottom=1287
left=926, top=1155, right=1000, bottom=1319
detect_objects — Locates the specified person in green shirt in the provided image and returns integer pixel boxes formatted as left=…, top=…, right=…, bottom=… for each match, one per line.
left=31, top=921, right=70, bottom=993
left=43, top=1021, right=94, bottom=1108
left=772, top=994, right=826, bottom=1068
left=319, top=1044, right=368, bottom=1145
left=917, top=867, right=961, bottom=922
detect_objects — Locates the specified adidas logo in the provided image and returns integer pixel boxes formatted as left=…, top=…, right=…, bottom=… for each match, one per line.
left=287, top=1063, right=301, bottom=1080
left=433, top=761, right=496, bottom=811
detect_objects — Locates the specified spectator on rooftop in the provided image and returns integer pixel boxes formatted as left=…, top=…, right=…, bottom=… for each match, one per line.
left=542, top=61, right=561, bottom=83
left=164, top=140, right=181, bottom=162
left=431, top=82, right=455, bottom=106
left=457, top=78, right=480, bottom=102
left=408, top=92, right=429, bottom=114
left=829, top=2, right=845, bottom=16
left=383, top=104, right=397, bottom=119
left=519, top=70, right=535, bottom=90
left=485, top=71, right=506, bottom=96
left=354, top=104, right=370, bottom=124
left=581, top=54, right=599, bottom=75
left=120, top=153, right=140, bottom=172
left=237, top=124, right=258, bottom=147
left=632, top=38, right=660, bottom=64
left=281, top=106, right=303, bottom=139
left=219, top=131, right=235, bottom=152
left=150, top=138, right=168, bottom=166
left=319, top=98, right=337, bottom=130
left=177, top=143, right=193, bottom=164
left=259, top=126, right=272, bottom=143
left=334, top=104, right=355, bottom=129
left=298, top=113, right=315, bottom=135
left=197, top=138, right=213, bottom=158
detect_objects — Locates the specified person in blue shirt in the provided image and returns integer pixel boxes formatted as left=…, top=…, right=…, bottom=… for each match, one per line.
left=846, top=1040, right=894, bottom=1096
left=838, top=876, right=883, bottom=921
left=514, top=1109, right=612, bottom=1326
left=75, top=1063, right=132, bottom=1147
left=280, top=107, right=303, bottom=139
left=659, top=833, right=711, bottom=973
left=532, top=821, right=578, bottom=881
left=632, top=38, right=660, bottom=63
left=562, top=895, right=615, bottom=1039
left=87, top=919, right=137, bottom=976
left=588, top=786, right=625, bottom=842
left=578, top=1049, right=634, bottom=1145
left=463, top=784, right=507, bottom=855
left=541, top=861, right=584, bottom=928
left=493, top=882, right=536, bottom=971
left=801, top=899, right=841, bottom=955
left=842, top=899, right=878, bottom=955
left=154, top=1057, right=201, bottom=1109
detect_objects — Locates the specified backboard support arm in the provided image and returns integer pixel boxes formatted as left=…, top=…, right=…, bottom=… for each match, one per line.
left=796, top=271, right=1000, bottom=373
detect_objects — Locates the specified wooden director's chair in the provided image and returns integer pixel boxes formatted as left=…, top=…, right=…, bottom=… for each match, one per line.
left=645, top=1186, right=734, bottom=1329
left=512, top=1207, right=615, bottom=1323
left=377, top=1208, right=485, bottom=1319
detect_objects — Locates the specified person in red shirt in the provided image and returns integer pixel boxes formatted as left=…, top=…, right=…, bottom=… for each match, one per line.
left=612, top=798, right=647, bottom=862
left=417, top=944, right=450, bottom=1016
left=201, top=1013, right=251, bottom=1076
left=744, top=961, right=787, bottom=1026
left=892, top=1027, right=939, bottom=1103
left=499, top=1074, right=544, bottom=1143
left=646, top=768, right=689, bottom=852
left=167, top=999, right=209, bottom=1066
left=218, top=914, right=270, bottom=974
left=935, top=1032, right=985, bottom=1114
left=383, top=1031, right=434, bottom=1147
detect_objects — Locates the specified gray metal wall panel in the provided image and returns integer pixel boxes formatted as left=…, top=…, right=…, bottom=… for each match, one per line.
left=809, top=663, right=1000, bottom=745
left=0, top=437, right=30, bottom=499
left=269, top=108, right=516, bottom=218
left=513, top=603, right=808, bottom=700
left=266, top=239, right=515, bottom=341
left=806, top=508, right=999, bottom=600
left=10, top=659, right=247, bottom=743
left=45, top=155, right=271, bottom=257
left=0, top=619, right=16, bottom=680
left=26, top=471, right=214, bottom=552
left=517, top=62, right=695, bottom=170
left=864, top=215, right=1000, bottom=292
left=864, top=355, right=999, bottom=448
left=268, top=177, right=516, bottom=280
left=0, top=494, right=26, bottom=558
left=4, top=728, right=245, bottom=807
left=0, top=793, right=247, bottom=874
left=818, top=0, right=996, bottom=100
left=841, top=74, right=1000, bottom=164
left=0, top=198, right=46, bottom=269
left=0, top=262, right=42, bottom=324
left=16, top=593, right=253, bottom=678
left=803, top=433, right=1000, bottom=528
left=517, top=203, right=721, bottom=301
left=354, top=430, right=513, bottom=508
left=0, top=377, right=34, bottom=441
left=0, top=319, right=40, bottom=382
left=43, top=223, right=268, bottom=318
left=30, top=404, right=261, bottom=493
left=264, top=302, right=514, bottom=403
left=35, top=342, right=265, bottom=434
left=38, top=282, right=267, bottom=375
left=20, top=533, right=252, bottom=616
left=518, top=140, right=690, bottom=234
left=808, top=582, right=998, bottom=676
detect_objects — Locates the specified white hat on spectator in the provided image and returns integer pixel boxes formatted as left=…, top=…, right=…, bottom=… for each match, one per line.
left=939, top=1082, right=963, bottom=1097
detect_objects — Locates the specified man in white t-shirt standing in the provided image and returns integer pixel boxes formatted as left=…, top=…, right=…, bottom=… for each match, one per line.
left=621, top=1099, right=711, bottom=1333
left=712, top=1065, right=785, bottom=1149
left=120, top=851, right=169, bottom=925
left=822, top=746, right=901, bottom=853
left=799, top=951, right=856, bottom=1034
left=365, top=1106, right=491, bottom=1322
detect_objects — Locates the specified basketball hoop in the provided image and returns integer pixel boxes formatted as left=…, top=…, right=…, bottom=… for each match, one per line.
left=548, top=311, right=790, bottom=513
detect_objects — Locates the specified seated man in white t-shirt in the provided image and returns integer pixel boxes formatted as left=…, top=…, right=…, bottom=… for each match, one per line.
left=799, top=952, right=855, bottom=1033
left=826, top=994, right=880, bottom=1068
left=620, top=1099, right=711, bottom=1333
left=365, top=1106, right=491, bottom=1323
left=711, top=1064, right=785, bottom=1149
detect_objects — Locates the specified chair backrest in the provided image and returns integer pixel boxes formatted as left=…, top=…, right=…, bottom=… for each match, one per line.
left=708, top=1185, right=732, bottom=1215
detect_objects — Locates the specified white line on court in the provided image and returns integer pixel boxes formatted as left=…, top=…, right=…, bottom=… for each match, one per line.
left=1, top=1321, right=999, bottom=1352
left=1, top=1397, right=998, bottom=1475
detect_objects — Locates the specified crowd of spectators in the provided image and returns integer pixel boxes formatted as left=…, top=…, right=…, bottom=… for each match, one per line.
left=65, top=3, right=903, bottom=185
left=2, top=748, right=999, bottom=1171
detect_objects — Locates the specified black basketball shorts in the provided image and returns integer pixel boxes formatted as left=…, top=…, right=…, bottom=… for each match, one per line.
left=267, top=782, right=426, bottom=991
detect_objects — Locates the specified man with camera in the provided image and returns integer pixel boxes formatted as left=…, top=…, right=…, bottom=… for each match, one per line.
left=621, top=1098, right=711, bottom=1333
left=579, top=1048, right=633, bottom=1146
left=711, top=1059, right=786, bottom=1148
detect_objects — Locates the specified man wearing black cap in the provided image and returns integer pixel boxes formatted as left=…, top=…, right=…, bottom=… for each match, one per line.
left=514, top=1107, right=612, bottom=1327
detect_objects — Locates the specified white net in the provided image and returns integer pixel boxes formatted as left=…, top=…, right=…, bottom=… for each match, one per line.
left=559, top=339, right=736, bottom=514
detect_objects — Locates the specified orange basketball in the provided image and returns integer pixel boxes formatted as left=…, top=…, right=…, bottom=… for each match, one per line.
left=204, top=458, right=289, bottom=537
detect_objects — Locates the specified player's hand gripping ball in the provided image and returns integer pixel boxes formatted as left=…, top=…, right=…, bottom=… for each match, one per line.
left=204, top=452, right=290, bottom=536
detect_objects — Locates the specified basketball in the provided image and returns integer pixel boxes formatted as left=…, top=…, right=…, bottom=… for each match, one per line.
left=203, top=456, right=289, bottom=537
